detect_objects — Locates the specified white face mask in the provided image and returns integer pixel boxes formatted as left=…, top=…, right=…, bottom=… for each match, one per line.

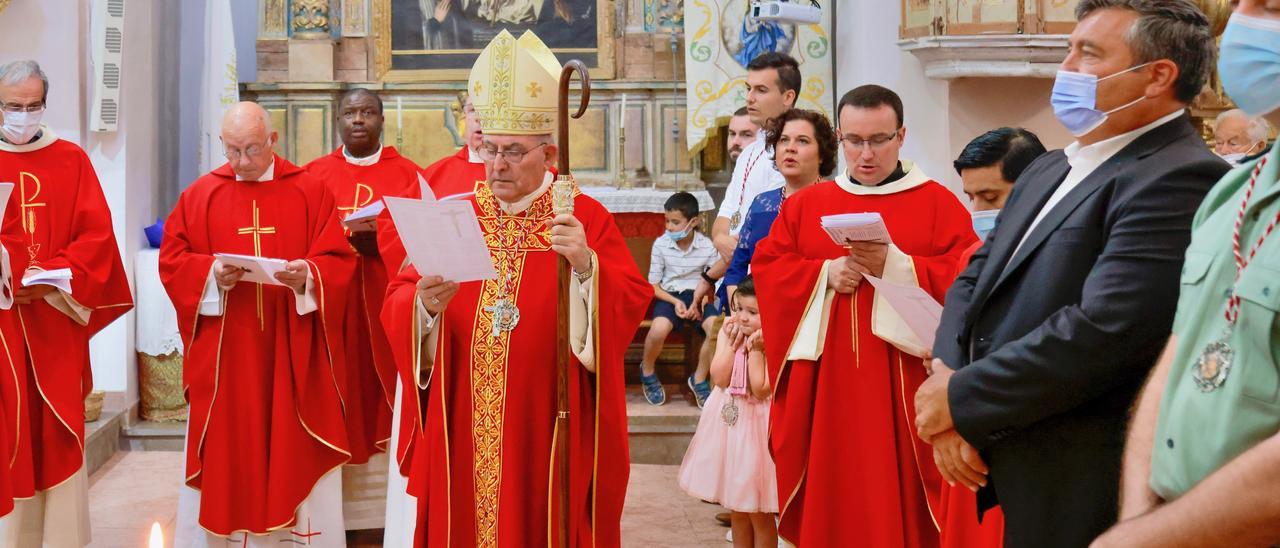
left=2, top=109, right=43, bottom=144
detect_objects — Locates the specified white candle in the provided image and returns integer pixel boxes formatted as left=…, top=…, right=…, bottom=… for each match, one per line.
left=620, top=93, right=627, bottom=130
left=149, top=522, right=163, bottom=548
left=396, top=96, right=403, bottom=129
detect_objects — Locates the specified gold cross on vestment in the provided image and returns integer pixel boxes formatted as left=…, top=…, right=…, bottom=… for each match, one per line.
left=336, top=182, right=374, bottom=234
left=236, top=200, right=276, bottom=330
left=18, top=172, right=46, bottom=263
left=237, top=200, right=276, bottom=256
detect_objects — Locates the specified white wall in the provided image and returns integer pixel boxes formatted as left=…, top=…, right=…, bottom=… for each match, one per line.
left=834, top=2, right=1069, bottom=197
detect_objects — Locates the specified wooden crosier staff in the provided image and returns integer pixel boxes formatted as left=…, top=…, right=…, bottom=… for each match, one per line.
left=552, top=59, right=590, bottom=547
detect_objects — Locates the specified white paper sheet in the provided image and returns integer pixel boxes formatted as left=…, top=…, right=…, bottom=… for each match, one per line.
left=213, top=253, right=290, bottom=286
left=417, top=173, right=437, bottom=202
left=863, top=274, right=942, bottom=351
left=821, top=212, right=893, bottom=246
left=0, top=183, right=13, bottom=220
left=384, top=196, right=497, bottom=283
left=343, top=200, right=385, bottom=232
left=21, top=268, right=73, bottom=294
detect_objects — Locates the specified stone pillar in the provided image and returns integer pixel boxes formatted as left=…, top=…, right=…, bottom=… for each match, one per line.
left=289, top=0, right=336, bottom=82
left=256, top=0, right=289, bottom=82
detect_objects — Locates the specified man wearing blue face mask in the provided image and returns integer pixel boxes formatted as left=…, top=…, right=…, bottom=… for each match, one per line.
left=1096, top=1, right=1280, bottom=546
left=918, top=1, right=1229, bottom=547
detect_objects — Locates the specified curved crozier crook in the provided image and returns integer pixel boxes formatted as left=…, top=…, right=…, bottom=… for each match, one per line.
left=557, top=59, right=591, bottom=176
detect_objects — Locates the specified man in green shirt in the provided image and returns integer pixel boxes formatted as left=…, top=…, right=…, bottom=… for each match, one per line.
left=1096, top=1, right=1280, bottom=545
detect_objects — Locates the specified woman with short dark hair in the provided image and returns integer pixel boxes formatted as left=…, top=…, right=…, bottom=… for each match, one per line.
left=722, top=109, right=838, bottom=302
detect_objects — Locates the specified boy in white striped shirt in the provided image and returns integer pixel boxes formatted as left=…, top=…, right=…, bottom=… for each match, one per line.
left=640, top=192, right=721, bottom=407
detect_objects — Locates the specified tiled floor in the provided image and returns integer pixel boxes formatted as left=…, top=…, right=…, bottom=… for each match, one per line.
left=86, top=453, right=727, bottom=547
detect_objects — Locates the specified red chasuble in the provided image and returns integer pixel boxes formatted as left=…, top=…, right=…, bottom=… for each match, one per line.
left=421, top=146, right=487, bottom=199
left=0, top=133, right=132, bottom=492
left=753, top=174, right=977, bottom=547
left=380, top=180, right=651, bottom=548
left=305, top=146, right=421, bottom=464
left=0, top=215, right=34, bottom=517
left=160, top=156, right=354, bottom=535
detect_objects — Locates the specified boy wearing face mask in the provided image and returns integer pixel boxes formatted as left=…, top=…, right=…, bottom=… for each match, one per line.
left=1098, top=1, right=1280, bottom=546
left=640, top=192, right=721, bottom=407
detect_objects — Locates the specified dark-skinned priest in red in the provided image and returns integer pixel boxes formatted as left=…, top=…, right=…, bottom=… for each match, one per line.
left=753, top=85, right=977, bottom=547
left=305, top=87, right=424, bottom=536
left=163, top=101, right=355, bottom=546
left=0, top=59, right=132, bottom=546
left=379, top=30, right=651, bottom=548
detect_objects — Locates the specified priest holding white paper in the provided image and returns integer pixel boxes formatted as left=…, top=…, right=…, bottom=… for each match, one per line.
left=378, top=30, right=652, bottom=546
left=161, top=102, right=355, bottom=546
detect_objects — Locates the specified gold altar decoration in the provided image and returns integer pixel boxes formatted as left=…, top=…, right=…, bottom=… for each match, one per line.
left=293, top=0, right=331, bottom=35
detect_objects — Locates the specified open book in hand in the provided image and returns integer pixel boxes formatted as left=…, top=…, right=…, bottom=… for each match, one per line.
left=213, top=253, right=291, bottom=286
left=821, top=212, right=893, bottom=246
left=384, top=196, right=497, bottom=283
left=21, top=268, right=73, bottom=294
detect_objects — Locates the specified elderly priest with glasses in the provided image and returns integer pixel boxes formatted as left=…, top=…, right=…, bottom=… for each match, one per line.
left=378, top=29, right=652, bottom=547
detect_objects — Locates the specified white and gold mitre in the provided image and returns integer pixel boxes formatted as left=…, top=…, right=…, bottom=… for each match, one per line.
left=468, top=30, right=562, bottom=136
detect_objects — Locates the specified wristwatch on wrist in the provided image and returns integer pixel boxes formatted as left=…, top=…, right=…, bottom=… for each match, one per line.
left=700, top=266, right=717, bottom=284
left=573, top=263, right=594, bottom=284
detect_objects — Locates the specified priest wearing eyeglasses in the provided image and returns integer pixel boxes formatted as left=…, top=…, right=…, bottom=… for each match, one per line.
left=378, top=30, right=652, bottom=547
left=163, top=101, right=356, bottom=546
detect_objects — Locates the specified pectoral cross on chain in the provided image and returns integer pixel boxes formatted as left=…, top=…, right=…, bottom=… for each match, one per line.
left=484, top=298, right=520, bottom=338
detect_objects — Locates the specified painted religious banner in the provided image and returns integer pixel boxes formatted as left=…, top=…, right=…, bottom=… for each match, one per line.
left=683, top=0, right=834, bottom=153
left=381, top=0, right=615, bottom=79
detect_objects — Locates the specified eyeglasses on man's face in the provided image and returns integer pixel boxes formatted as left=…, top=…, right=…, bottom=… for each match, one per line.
left=222, top=139, right=272, bottom=162
left=0, top=102, right=45, bottom=114
left=839, top=132, right=899, bottom=151
left=477, top=142, right=547, bottom=164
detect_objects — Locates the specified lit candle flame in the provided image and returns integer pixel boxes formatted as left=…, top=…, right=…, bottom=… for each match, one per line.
left=148, top=522, right=163, bottom=548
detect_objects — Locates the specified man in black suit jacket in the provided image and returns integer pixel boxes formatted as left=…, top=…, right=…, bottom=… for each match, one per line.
left=913, top=2, right=1229, bottom=547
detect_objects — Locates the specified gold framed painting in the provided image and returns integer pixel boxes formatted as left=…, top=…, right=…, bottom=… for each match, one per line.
left=373, top=0, right=616, bottom=81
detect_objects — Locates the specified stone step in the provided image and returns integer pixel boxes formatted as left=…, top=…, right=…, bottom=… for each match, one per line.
left=121, top=420, right=187, bottom=451
left=121, top=387, right=705, bottom=468
left=84, top=398, right=129, bottom=477
left=626, top=385, right=702, bottom=466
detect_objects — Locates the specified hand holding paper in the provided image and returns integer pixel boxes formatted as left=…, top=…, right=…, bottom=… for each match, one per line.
left=821, top=212, right=893, bottom=246
left=343, top=201, right=385, bottom=232
left=18, top=268, right=71, bottom=304
left=213, top=253, right=292, bottom=286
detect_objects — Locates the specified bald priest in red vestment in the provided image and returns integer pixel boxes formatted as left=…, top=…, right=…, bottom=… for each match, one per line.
left=753, top=85, right=978, bottom=547
left=419, top=92, right=487, bottom=200
left=163, top=102, right=355, bottom=546
left=0, top=59, right=132, bottom=546
left=379, top=30, right=652, bottom=548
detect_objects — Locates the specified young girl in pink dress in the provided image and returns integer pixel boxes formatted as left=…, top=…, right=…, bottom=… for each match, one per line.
left=678, top=277, right=777, bottom=547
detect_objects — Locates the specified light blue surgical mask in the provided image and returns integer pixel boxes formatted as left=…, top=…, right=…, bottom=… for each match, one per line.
left=1220, top=12, right=1280, bottom=117
left=1051, top=63, right=1150, bottom=137
left=666, top=223, right=693, bottom=242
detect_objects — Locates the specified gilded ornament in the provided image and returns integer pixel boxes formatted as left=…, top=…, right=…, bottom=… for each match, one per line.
left=292, top=0, right=331, bottom=35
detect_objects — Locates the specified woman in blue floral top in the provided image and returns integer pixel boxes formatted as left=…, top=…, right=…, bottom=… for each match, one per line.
left=722, top=109, right=838, bottom=300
